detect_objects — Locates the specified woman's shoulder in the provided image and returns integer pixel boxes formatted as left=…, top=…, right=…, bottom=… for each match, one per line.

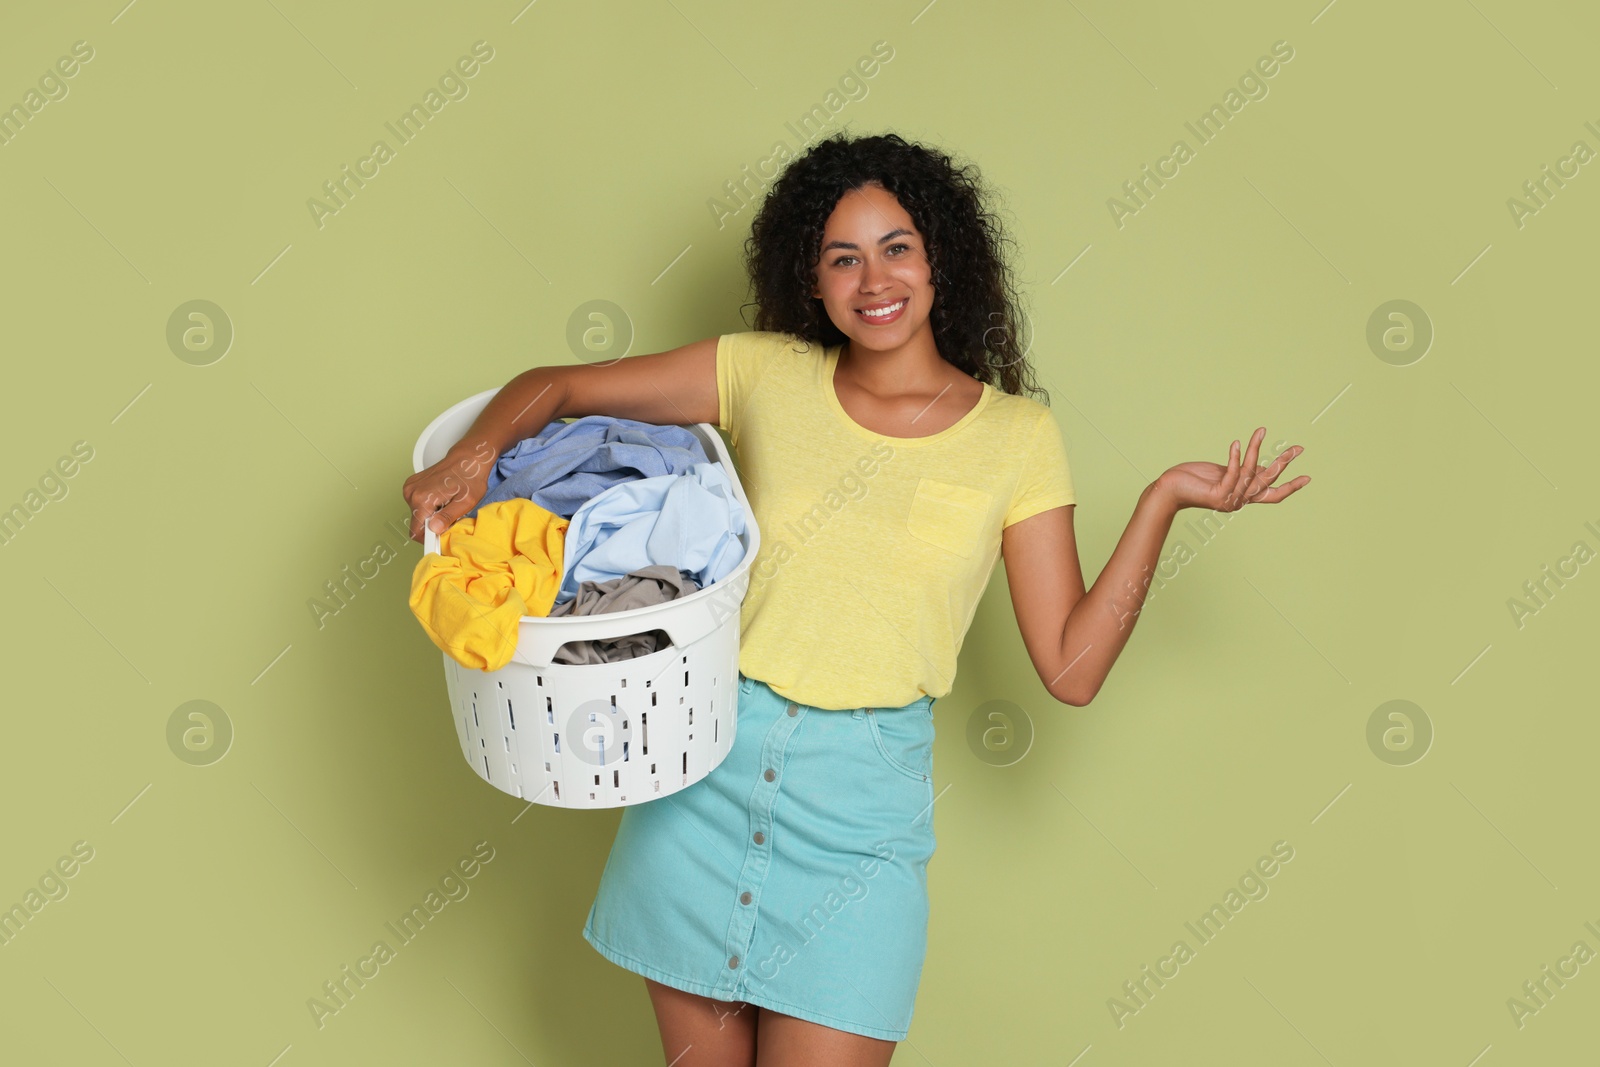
left=980, top=386, right=1054, bottom=431
left=717, top=331, right=821, bottom=380
left=720, top=329, right=819, bottom=356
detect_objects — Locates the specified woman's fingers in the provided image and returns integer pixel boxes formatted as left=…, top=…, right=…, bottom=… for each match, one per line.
left=1246, top=444, right=1303, bottom=501
left=1244, top=443, right=1309, bottom=503
left=427, top=504, right=463, bottom=536
left=1220, top=434, right=1253, bottom=510
left=1246, top=474, right=1311, bottom=504
left=1228, top=429, right=1283, bottom=507
left=1234, top=428, right=1268, bottom=508
left=1224, top=437, right=1249, bottom=509
left=404, top=446, right=498, bottom=542
left=407, top=478, right=466, bottom=541
left=408, top=491, right=440, bottom=542
left=1168, top=431, right=1307, bottom=512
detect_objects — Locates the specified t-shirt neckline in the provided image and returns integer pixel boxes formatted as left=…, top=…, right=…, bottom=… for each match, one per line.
left=822, top=344, right=992, bottom=446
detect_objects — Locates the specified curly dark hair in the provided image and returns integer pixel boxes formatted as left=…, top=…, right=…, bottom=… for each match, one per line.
left=738, top=130, right=1048, bottom=402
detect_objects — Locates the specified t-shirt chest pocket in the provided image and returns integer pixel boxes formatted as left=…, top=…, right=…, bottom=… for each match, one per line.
left=905, top=477, right=994, bottom=559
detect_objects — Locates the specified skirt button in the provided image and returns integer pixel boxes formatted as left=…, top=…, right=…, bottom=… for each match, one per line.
left=740, top=891, right=752, bottom=904
left=753, top=831, right=765, bottom=845
left=786, top=703, right=797, bottom=716
left=728, top=955, right=740, bottom=968
left=763, top=768, right=775, bottom=782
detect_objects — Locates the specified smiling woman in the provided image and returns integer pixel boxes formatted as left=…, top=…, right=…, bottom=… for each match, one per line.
left=402, top=127, right=1309, bottom=1067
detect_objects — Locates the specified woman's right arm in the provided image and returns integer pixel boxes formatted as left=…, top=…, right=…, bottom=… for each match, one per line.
left=402, top=336, right=720, bottom=542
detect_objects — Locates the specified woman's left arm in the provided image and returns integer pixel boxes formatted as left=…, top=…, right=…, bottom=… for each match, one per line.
left=1002, top=427, right=1310, bottom=706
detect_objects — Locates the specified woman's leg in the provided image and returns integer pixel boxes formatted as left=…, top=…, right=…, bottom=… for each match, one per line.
left=755, top=1009, right=897, bottom=1067
left=644, top=977, right=760, bottom=1067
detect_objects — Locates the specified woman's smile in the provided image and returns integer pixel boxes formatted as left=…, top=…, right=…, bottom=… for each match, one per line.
left=855, top=298, right=908, bottom=324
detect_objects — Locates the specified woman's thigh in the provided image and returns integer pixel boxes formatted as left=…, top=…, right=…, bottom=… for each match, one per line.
left=644, top=977, right=759, bottom=1067
left=756, top=1008, right=897, bottom=1067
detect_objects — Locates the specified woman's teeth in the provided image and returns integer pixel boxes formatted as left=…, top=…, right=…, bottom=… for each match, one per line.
left=858, top=300, right=906, bottom=319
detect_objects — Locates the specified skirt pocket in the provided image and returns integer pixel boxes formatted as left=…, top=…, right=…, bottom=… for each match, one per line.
left=865, top=705, right=934, bottom=783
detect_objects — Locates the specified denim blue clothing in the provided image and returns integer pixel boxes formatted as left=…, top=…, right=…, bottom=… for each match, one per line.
left=557, top=461, right=746, bottom=604
left=469, top=415, right=709, bottom=520
left=582, top=673, right=938, bottom=1042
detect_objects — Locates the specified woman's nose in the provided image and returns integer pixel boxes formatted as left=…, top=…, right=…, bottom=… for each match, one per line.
left=858, top=255, right=888, bottom=292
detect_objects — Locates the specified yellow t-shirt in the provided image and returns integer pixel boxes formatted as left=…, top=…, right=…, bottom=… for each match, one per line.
left=716, top=330, right=1075, bottom=710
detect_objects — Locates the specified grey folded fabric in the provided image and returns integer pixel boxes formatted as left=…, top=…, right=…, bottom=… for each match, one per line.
left=547, top=563, right=700, bottom=665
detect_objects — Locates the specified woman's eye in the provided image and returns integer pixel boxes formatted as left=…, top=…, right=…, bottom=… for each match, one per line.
left=829, top=243, right=913, bottom=267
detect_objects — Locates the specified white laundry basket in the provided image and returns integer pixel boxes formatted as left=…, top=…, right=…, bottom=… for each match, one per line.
left=411, top=387, right=761, bottom=810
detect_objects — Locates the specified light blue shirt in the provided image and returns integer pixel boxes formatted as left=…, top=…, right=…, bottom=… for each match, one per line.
left=557, top=462, right=748, bottom=603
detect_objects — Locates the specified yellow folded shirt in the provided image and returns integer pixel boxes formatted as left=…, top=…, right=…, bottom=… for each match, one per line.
left=409, top=498, right=569, bottom=671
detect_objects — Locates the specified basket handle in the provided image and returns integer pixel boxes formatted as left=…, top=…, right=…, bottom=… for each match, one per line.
left=509, top=582, right=739, bottom=669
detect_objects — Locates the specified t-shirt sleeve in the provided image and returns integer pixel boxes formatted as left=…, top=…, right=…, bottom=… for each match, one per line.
left=715, top=331, right=778, bottom=445
left=1004, top=409, right=1076, bottom=528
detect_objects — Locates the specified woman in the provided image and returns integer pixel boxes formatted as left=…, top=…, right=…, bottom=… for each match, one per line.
left=403, top=132, right=1308, bottom=1066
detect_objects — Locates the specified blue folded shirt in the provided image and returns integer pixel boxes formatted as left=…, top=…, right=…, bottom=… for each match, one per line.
left=558, top=461, right=747, bottom=603
left=469, top=415, right=710, bottom=520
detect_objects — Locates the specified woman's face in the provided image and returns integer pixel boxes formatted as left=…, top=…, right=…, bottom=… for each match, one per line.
left=809, top=183, right=935, bottom=352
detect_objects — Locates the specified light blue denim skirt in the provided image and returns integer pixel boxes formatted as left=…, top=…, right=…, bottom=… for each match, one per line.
left=582, top=671, right=937, bottom=1042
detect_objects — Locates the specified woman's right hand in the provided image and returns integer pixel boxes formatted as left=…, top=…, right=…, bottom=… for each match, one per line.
left=1153, top=427, right=1308, bottom=514
left=403, top=439, right=502, bottom=543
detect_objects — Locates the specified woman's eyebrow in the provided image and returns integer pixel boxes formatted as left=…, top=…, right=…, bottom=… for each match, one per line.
left=821, top=228, right=915, bottom=253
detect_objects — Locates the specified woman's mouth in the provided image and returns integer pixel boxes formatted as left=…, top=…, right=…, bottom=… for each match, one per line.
left=855, top=298, right=907, bottom=325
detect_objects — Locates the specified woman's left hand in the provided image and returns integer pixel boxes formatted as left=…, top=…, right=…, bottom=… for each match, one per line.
left=1154, top=427, right=1310, bottom=513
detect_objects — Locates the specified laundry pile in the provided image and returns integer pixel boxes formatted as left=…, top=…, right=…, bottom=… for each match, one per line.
left=409, top=416, right=747, bottom=671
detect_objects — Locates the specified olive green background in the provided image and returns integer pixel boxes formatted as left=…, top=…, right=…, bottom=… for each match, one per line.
left=2, top=1, right=1595, bottom=1063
